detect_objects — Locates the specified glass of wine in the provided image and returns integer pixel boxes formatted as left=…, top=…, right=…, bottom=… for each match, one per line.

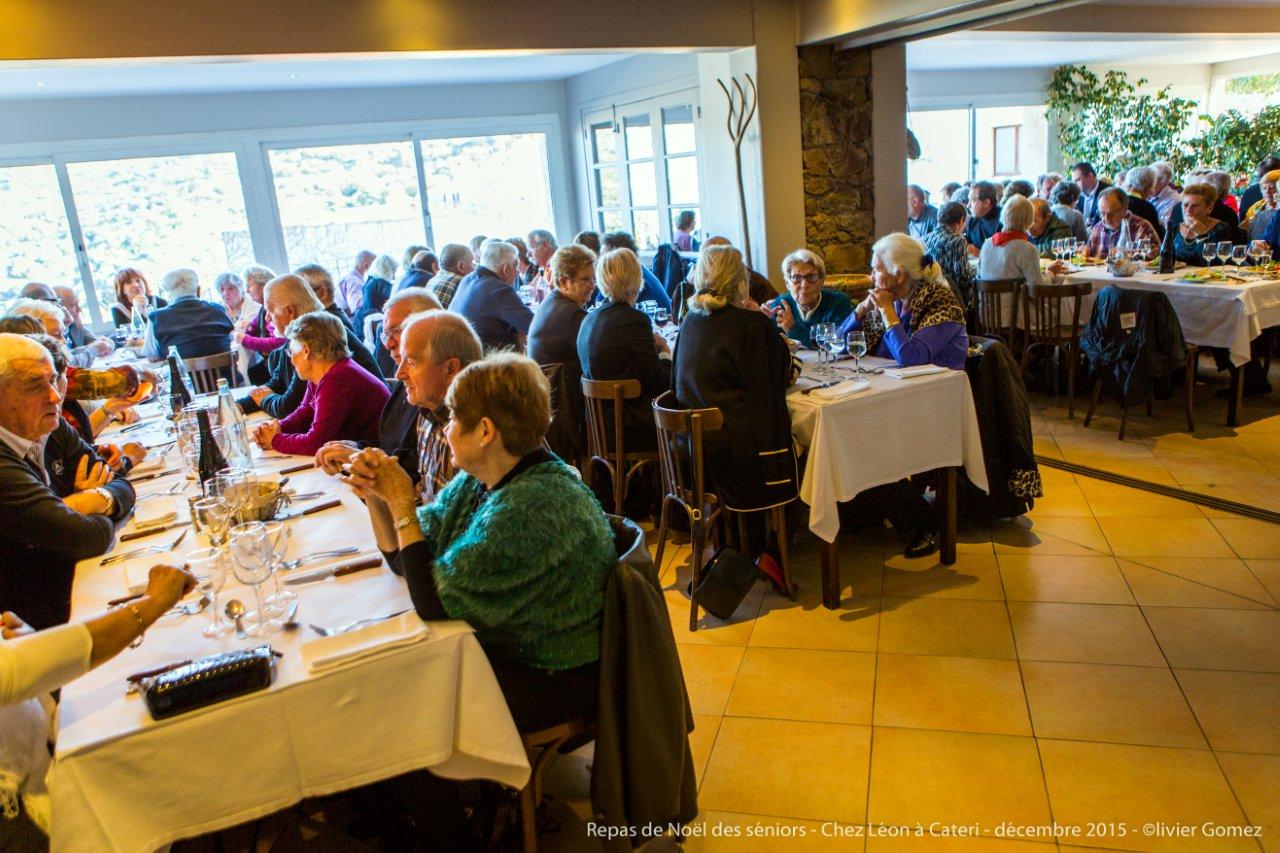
left=186, top=547, right=232, bottom=638
left=654, top=307, right=670, bottom=328
left=1216, top=241, right=1233, bottom=267
left=228, top=521, right=280, bottom=636
left=1201, top=241, right=1216, bottom=266
left=847, top=331, right=868, bottom=374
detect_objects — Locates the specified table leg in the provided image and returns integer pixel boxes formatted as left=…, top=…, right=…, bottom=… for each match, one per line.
left=820, top=538, right=840, bottom=610
left=1226, top=364, right=1243, bottom=428
left=938, top=466, right=957, bottom=565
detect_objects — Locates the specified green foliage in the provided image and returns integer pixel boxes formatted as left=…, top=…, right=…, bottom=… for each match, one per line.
left=1185, top=107, right=1280, bottom=176
left=1226, top=73, right=1280, bottom=96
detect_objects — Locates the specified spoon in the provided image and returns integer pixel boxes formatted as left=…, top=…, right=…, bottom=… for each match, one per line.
left=282, top=600, right=301, bottom=631
left=225, top=599, right=248, bottom=639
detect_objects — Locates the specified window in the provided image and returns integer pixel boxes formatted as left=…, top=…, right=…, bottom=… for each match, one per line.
left=0, top=164, right=79, bottom=307
left=906, top=109, right=973, bottom=196
left=992, top=125, right=1020, bottom=176
left=418, top=133, right=554, bottom=247
left=268, top=141, right=424, bottom=274
left=907, top=105, right=1049, bottom=194
left=67, top=152, right=254, bottom=320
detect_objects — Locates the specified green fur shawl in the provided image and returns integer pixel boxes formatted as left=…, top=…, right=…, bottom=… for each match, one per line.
left=416, top=457, right=614, bottom=670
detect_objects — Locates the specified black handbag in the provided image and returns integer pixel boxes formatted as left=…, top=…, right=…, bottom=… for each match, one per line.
left=143, top=644, right=278, bottom=720
left=688, top=546, right=760, bottom=619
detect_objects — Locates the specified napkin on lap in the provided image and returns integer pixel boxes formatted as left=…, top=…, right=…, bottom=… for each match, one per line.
left=301, top=612, right=431, bottom=673
left=810, top=378, right=871, bottom=401
left=884, top=365, right=948, bottom=379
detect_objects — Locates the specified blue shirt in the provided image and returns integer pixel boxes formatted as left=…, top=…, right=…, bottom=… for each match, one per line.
left=143, top=295, right=235, bottom=361
left=908, top=204, right=938, bottom=240
left=839, top=302, right=968, bottom=370
left=449, top=267, right=534, bottom=350
left=766, top=290, right=854, bottom=347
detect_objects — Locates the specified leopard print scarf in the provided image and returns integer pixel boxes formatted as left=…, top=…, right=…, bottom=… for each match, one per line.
left=862, top=278, right=967, bottom=352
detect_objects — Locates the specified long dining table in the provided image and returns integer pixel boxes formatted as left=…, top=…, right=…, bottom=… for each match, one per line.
left=47, top=395, right=530, bottom=853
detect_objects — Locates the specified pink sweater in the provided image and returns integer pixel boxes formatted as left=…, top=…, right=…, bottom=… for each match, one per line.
left=271, top=357, right=390, bottom=456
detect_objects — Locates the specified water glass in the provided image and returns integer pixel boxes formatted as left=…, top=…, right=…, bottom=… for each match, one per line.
left=1249, top=241, right=1267, bottom=265
left=1216, top=241, right=1233, bottom=266
left=192, top=497, right=230, bottom=547
left=186, top=547, right=232, bottom=638
left=261, top=520, right=295, bottom=607
left=848, top=331, right=868, bottom=373
left=1231, top=245, right=1247, bottom=267
left=228, top=522, right=280, bottom=636
left=1201, top=242, right=1217, bottom=266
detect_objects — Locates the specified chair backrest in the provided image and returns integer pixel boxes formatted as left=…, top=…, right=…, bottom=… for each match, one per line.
left=183, top=351, right=235, bottom=395
left=1023, top=280, right=1092, bottom=346
left=825, top=273, right=873, bottom=304
left=651, top=390, right=723, bottom=522
left=582, top=377, right=642, bottom=460
left=974, top=277, right=1023, bottom=338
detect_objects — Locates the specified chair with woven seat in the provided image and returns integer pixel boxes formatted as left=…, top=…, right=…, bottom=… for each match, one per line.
left=973, top=277, right=1024, bottom=354
left=183, top=351, right=236, bottom=395
left=1020, top=280, right=1092, bottom=418
left=581, top=378, right=658, bottom=517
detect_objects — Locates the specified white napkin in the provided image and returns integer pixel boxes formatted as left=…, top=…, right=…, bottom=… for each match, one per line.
left=123, top=556, right=155, bottom=595
left=301, top=611, right=431, bottom=673
left=132, top=502, right=177, bottom=528
left=129, top=456, right=165, bottom=476
left=884, top=365, right=949, bottom=379
left=809, top=378, right=871, bottom=401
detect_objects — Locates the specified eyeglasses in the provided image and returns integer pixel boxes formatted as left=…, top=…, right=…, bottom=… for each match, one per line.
left=787, top=273, right=822, bottom=285
left=379, top=323, right=403, bottom=341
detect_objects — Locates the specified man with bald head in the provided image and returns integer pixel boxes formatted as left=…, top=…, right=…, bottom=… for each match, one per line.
left=335, top=250, right=376, bottom=318
left=0, top=333, right=135, bottom=628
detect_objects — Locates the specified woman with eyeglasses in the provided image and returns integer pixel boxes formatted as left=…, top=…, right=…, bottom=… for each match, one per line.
left=762, top=249, right=853, bottom=347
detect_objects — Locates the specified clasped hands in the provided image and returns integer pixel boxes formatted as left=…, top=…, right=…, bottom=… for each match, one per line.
left=63, top=454, right=114, bottom=515
left=337, top=447, right=416, bottom=511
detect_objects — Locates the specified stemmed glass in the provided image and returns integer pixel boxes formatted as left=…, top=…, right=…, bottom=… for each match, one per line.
left=1231, top=245, right=1248, bottom=269
left=812, top=323, right=834, bottom=364
left=260, top=519, right=295, bottom=609
left=228, top=521, right=280, bottom=636
left=1073, top=239, right=1086, bottom=262
left=186, top=547, right=232, bottom=638
left=1216, top=241, right=1233, bottom=267
left=847, top=331, right=867, bottom=374
left=192, top=497, right=230, bottom=547
left=826, top=329, right=847, bottom=364
left=653, top=308, right=670, bottom=329
left=1201, top=242, right=1217, bottom=266
left=1249, top=240, right=1267, bottom=267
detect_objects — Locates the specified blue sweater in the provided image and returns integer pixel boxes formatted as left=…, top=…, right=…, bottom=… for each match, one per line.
left=766, top=290, right=854, bottom=347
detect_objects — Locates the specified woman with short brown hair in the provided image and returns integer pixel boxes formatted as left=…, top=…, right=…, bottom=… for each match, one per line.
left=1172, top=183, right=1235, bottom=266
left=110, top=268, right=167, bottom=327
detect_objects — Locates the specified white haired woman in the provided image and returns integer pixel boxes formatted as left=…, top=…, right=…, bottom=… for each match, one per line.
left=763, top=248, right=854, bottom=348
left=674, top=244, right=797, bottom=558
left=977, top=195, right=1068, bottom=294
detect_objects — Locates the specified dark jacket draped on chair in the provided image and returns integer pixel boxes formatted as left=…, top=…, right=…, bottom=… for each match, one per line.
left=1081, top=286, right=1188, bottom=407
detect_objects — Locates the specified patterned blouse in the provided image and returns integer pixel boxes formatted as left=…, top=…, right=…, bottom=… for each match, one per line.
left=922, top=228, right=976, bottom=310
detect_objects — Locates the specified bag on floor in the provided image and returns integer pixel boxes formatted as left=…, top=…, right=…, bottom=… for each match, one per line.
left=688, top=546, right=759, bottom=619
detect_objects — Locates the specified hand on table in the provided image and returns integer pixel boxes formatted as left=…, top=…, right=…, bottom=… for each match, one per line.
left=143, top=564, right=198, bottom=612
left=1, top=612, right=33, bottom=640
left=97, top=443, right=124, bottom=471
left=122, top=442, right=147, bottom=466
left=248, top=386, right=273, bottom=406
left=316, top=440, right=359, bottom=475
left=64, top=489, right=111, bottom=515
left=1047, top=260, right=1069, bottom=275
left=252, top=420, right=280, bottom=450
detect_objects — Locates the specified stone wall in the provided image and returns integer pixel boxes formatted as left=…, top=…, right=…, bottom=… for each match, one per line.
left=798, top=44, right=875, bottom=274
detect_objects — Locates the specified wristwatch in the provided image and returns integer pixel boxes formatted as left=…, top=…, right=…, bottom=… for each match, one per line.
left=95, top=487, right=116, bottom=516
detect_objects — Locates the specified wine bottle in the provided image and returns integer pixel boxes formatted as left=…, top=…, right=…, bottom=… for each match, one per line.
left=167, top=353, right=191, bottom=416
left=1159, top=226, right=1177, bottom=274
left=195, top=408, right=229, bottom=489
left=215, top=378, right=253, bottom=467
left=64, top=364, right=141, bottom=400
left=168, top=346, right=196, bottom=400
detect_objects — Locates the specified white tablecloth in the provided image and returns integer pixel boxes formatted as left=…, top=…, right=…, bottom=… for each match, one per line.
left=49, top=405, right=529, bottom=853
left=788, top=356, right=988, bottom=542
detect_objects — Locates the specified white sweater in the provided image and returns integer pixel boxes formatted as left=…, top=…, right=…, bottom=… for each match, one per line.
left=977, top=238, right=1048, bottom=289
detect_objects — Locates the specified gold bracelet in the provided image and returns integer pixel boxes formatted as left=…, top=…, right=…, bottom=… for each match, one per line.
left=126, top=603, right=147, bottom=648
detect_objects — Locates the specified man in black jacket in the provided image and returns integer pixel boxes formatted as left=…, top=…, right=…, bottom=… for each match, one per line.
left=240, top=274, right=384, bottom=418
left=0, top=334, right=135, bottom=629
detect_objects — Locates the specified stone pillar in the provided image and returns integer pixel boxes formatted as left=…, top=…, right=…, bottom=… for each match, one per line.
left=798, top=44, right=874, bottom=274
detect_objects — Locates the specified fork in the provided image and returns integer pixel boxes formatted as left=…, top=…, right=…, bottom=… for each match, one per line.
left=100, top=528, right=188, bottom=566
left=278, top=547, right=359, bottom=571
left=309, top=608, right=411, bottom=637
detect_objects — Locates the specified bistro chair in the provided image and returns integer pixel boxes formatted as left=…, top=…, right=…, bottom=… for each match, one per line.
left=824, top=273, right=873, bottom=304
left=1020, top=280, right=1092, bottom=418
left=581, top=378, right=658, bottom=516
left=517, top=716, right=596, bottom=852
left=973, top=277, right=1024, bottom=354
left=183, top=351, right=236, bottom=394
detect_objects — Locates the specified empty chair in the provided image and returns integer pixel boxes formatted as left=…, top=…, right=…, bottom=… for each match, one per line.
left=973, top=277, right=1024, bottom=353
left=182, top=351, right=236, bottom=394
left=1020, top=280, right=1092, bottom=418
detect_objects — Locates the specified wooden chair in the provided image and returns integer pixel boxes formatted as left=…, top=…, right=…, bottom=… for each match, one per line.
left=581, top=378, right=658, bottom=516
left=518, top=717, right=596, bottom=852
left=824, top=273, right=873, bottom=304
left=183, top=351, right=236, bottom=395
left=973, top=278, right=1024, bottom=354
left=1020, top=280, right=1092, bottom=419
left=1084, top=345, right=1197, bottom=441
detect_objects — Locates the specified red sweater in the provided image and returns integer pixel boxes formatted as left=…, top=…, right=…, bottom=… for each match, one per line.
left=271, top=357, right=389, bottom=456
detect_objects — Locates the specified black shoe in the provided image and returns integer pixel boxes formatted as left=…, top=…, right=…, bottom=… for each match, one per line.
left=904, top=530, right=939, bottom=559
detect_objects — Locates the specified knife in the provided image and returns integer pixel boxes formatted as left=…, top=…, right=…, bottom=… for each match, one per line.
left=130, top=467, right=182, bottom=483
left=284, top=556, right=383, bottom=585
left=276, top=498, right=342, bottom=520
left=279, top=461, right=316, bottom=475
left=119, top=520, right=191, bottom=542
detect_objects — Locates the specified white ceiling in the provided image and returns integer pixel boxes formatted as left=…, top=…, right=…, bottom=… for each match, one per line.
left=907, top=32, right=1280, bottom=71
left=0, top=52, right=634, bottom=100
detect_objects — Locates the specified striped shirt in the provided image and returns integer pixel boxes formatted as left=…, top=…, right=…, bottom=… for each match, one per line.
left=417, top=406, right=455, bottom=504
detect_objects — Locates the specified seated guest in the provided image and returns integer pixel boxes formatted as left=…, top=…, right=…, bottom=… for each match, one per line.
left=1035, top=172, right=1063, bottom=200
left=1148, top=161, right=1182, bottom=226
left=352, top=254, right=399, bottom=346
left=526, top=229, right=558, bottom=286
left=0, top=334, right=136, bottom=630
left=425, top=244, right=472, bottom=310
left=336, top=250, right=375, bottom=317
left=964, top=180, right=1001, bottom=254
left=401, top=244, right=429, bottom=274
left=1169, top=183, right=1236, bottom=266
left=1166, top=171, right=1240, bottom=240
left=1206, top=170, right=1238, bottom=213
left=372, top=284, right=439, bottom=378
left=140, top=269, right=234, bottom=362
left=6, top=297, right=94, bottom=369
left=1001, top=179, right=1034, bottom=203
left=674, top=210, right=699, bottom=252
left=1072, top=162, right=1104, bottom=227
left=1242, top=168, right=1280, bottom=242
left=939, top=181, right=962, bottom=202
left=237, top=265, right=282, bottom=355
left=252, top=312, right=389, bottom=456
left=503, top=237, right=531, bottom=287
left=574, top=230, right=602, bottom=255
left=318, top=307, right=480, bottom=503
left=923, top=202, right=977, bottom=310
left=764, top=248, right=853, bottom=347
left=1, top=564, right=195, bottom=843
left=450, top=240, right=534, bottom=350
left=215, top=271, right=258, bottom=324
left=50, top=285, right=113, bottom=359
left=839, top=232, right=968, bottom=370
left=1122, top=166, right=1166, bottom=241
left=600, top=231, right=673, bottom=310
left=110, top=267, right=167, bottom=327
left=980, top=196, right=1068, bottom=288
left=1050, top=181, right=1088, bottom=241
left=529, top=244, right=596, bottom=369
left=295, top=264, right=357, bottom=335
left=344, top=352, right=614, bottom=735
left=1028, top=198, right=1074, bottom=255
left=672, top=235, right=777, bottom=308
left=906, top=184, right=938, bottom=239
left=578, top=248, right=671, bottom=454
left=240, top=275, right=384, bottom=418
left=1085, top=187, right=1159, bottom=259
left=1239, top=156, right=1280, bottom=216
left=395, top=250, right=438, bottom=294
left=468, top=235, right=487, bottom=266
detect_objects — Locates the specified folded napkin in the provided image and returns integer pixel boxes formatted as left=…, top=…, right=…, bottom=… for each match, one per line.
left=132, top=502, right=177, bottom=528
left=123, top=556, right=156, bottom=595
left=884, top=365, right=949, bottom=379
left=809, top=378, right=871, bottom=401
left=301, top=611, right=431, bottom=673
left=129, top=455, right=165, bottom=476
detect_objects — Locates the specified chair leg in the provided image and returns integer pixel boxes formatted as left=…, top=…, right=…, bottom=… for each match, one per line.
left=1084, top=378, right=1103, bottom=427
left=653, top=498, right=671, bottom=585
left=771, top=505, right=798, bottom=600
left=1119, top=401, right=1130, bottom=441
left=1066, top=343, right=1078, bottom=420
left=1185, top=347, right=1197, bottom=432
left=688, top=522, right=706, bottom=632
left=519, top=778, right=539, bottom=852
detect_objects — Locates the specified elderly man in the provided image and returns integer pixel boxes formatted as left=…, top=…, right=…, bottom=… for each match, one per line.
left=140, top=269, right=234, bottom=362
left=1122, top=166, right=1165, bottom=241
left=395, top=250, right=439, bottom=294
left=1148, top=161, right=1181, bottom=226
left=1035, top=172, right=1063, bottom=200
left=6, top=296, right=96, bottom=370
left=295, top=263, right=357, bottom=335
left=1027, top=198, right=1074, bottom=254
left=1072, top=162, right=1105, bottom=227
left=1086, top=187, right=1160, bottom=259
left=239, top=274, right=384, bottom=418
left=449, top=240, right=534, bottom=350
left=425, top=244, right=473, bottom=309
left=526, top=228, right=558, bottom=284
left=335, top=250, right=375, bottom=318
left=53, top=285, right=114, bottom=357
left=906, top=185, right=938, bottom=239
left=17, top=284, right=106, bottom=367
left=764, top=249, right=854, bottom=347
left=964, top=180, right=1002, bottom=254
left=0, top=334, right=135, bottom=629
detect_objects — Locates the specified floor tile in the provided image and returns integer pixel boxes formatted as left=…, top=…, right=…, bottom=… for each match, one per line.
left=726, top=647, right=875, bottom=725
left=749, top=593, right=880, bottom=653
left=993, top=516, right=1113, bottom=556
left=997, top=554, right=1134, bottom=605
left=665, top=584, right=763, bottom=646
left=1021, top=661, right=1205, bottom=748
left=1039, top=739, right=1252, bottom=851
left=1247, top=559, right=1280, bottom=605
left=685, top=811, right=858, bottom=852
left=1025, top=473, right=1093, bottom=517
left=688, top=714, right=721, bottom=787
left=1215, top=753, right=1280, bottom=853
left=1175, top=669, right=1280, bottom=754
left=867, top=727, right=1050, bottom=838
left=698, top=716, right=871, bottom=823
left=1194, top=484, right=1280, bottom=518
left=1075, top=478, right=1206, bottom=518
left=1211, top=517, right=1280, bottom=559
left=1143, top=607, right=1280, bottom=672
left=877, top=598, right=1015, bottom=660
left=1008, top=602, right=1165, bottom=666
left=676, top=644, right=745, bottom=716
left=1096, top=516, right=1236, bottom=559
left=873, top=653, right=1030, bottom=736
left=1117, top=557, right=1277, bottom=609
left=879, top=553, right=1004, bottom=601
left=1055, top=451, right=1179, bottom=485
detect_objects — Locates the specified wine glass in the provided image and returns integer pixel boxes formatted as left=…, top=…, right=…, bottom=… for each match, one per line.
left=1249, top=240, right=1267, bottom=266
left=1073, top=239, right=1086, bottom=262
left=192, top=497, right=230, bottom=547
left=1216, top=241, right=1233, bottom=266
left=811, top=324, right=829, bottom=364
left=847, top=331, right=868, bottom=373
left=186, top=547, right=232, bottom=638
left=1201, top=241, right=1216, bottom=266
left=826, top=329, right=847, bottom=363
left=1231, top=245, right=1248, bottom=268
left=654, top=307, right=670, bottom=328
left=228, top=522, right=280, bottom=636
left=260, top=519, right=295, bottom=609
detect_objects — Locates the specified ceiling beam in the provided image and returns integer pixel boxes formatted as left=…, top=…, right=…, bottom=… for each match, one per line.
left=982, top=4, right=1280, bottom=35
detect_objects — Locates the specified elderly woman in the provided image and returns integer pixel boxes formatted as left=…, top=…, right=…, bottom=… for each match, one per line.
left=1171, top=183, right=1235, bottom=266
left=251, top=311, right=389, bottom=456
left=344, top=353, right=614, bottom=733
left=840, top=233, right=970, bottom=370
left=1243, top=169, right=1280, bottom=242
left=214, top=272, right=257, bottom=323
left=295, top=264, right=356, bottom=335
left=762, top=249, right=853, bottom=347
left=528, top=244, right=596, bottom=368
left=979, top=195, right=1068, bottom=291
left=674, top=245, right=797, bottom=556
left=922, top=201, right=977, bottom=310
left=1, top=565, right=194, bottom=845
left=236, top=264, right=280, bottom=386
left=1050, top=181, right=1089, bottom=241
left=110, top=268, right=167, bottom=327
left=352, top=254, right=398, bottom=341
